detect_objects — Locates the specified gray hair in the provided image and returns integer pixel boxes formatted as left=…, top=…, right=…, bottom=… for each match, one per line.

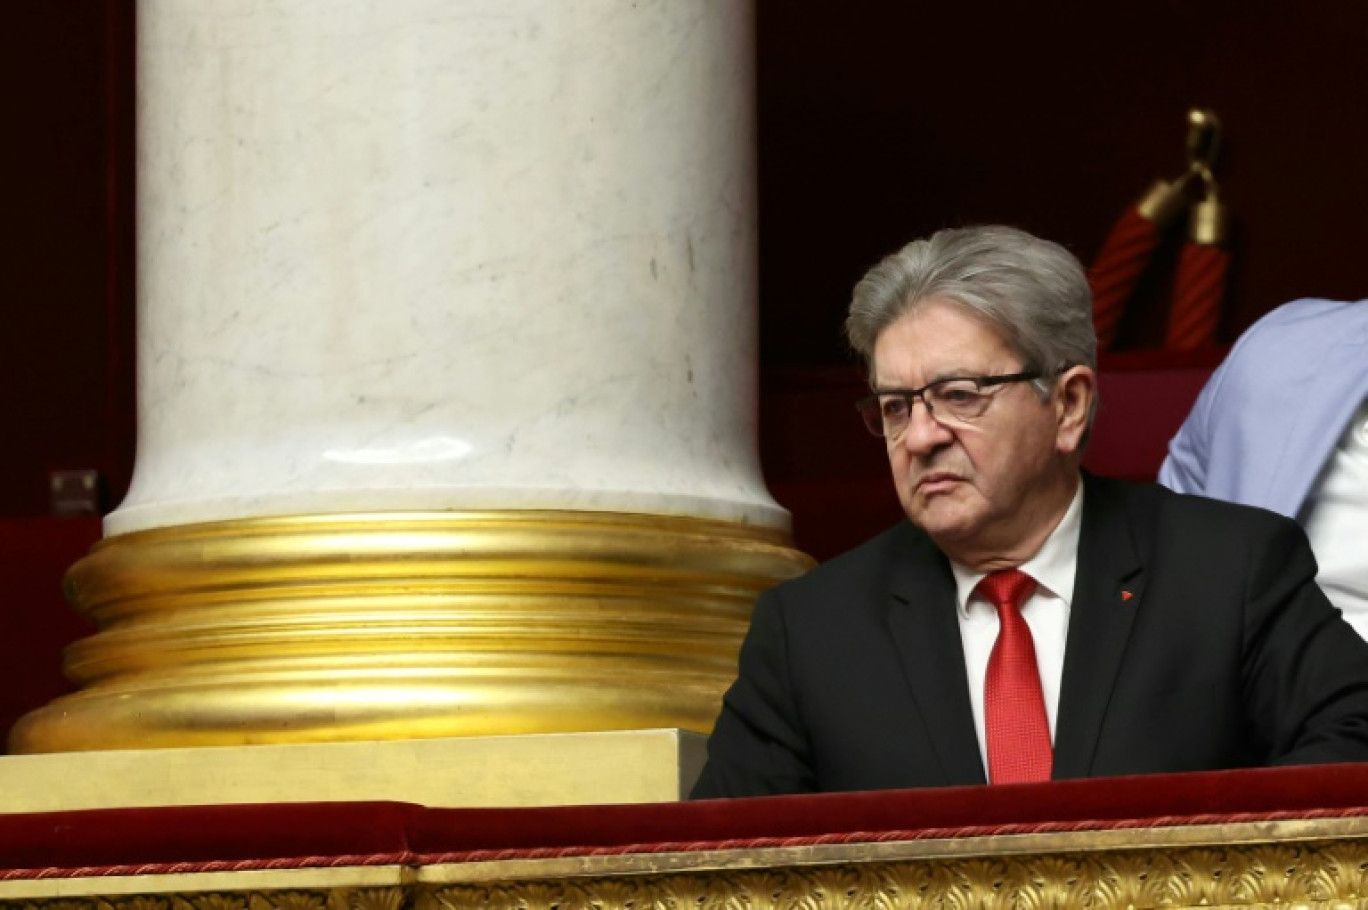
left=846, top=224, right=1098, bottom=431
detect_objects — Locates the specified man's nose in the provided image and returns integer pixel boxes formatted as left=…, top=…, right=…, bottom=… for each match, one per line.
left=896, top=398, right=955, bottom=454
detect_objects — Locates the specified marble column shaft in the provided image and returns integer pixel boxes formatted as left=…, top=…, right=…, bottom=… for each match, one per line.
left=119, top=0, right=780, bottom=534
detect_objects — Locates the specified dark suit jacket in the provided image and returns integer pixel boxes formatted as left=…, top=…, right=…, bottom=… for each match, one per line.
left=691, top=474, right=1368, bottom=798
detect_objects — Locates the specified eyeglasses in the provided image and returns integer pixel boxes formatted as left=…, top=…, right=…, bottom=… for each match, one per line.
left=856, top=370, right=1042, bottom=439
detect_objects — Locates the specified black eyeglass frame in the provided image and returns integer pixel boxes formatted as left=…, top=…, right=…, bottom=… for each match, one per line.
left=855, top=370, right=1044, bottom=437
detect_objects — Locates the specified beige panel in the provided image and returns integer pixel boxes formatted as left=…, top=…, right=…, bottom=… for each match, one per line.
left=0, top=729, right=705, bottom=813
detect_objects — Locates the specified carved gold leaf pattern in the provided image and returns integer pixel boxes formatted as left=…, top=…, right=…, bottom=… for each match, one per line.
left=410, top=839, right=1368, bottom=909
left=337, top=889, right=405, bottom=910
left=257, top=892, right=328, bottom=910
left=15, top=839, right=1368, bottom=910
left=105, top=897, right=171, bottom=910
left=186, top=894, right=246, bottom=910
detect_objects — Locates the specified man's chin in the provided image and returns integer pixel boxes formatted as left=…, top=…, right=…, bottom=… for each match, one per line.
left=904, top=502, right=981, bottom=544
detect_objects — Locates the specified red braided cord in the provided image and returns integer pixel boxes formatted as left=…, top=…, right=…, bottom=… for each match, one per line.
left=1165, top=242, right=1228, bottom=350
left=0, top=852, right=412, bottom=882
left=1089, top=207, right=1162, bottom=351
left=5, top=805, right=1368, bottom=881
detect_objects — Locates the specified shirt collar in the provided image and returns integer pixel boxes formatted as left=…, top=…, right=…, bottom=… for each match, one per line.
left=950, top=479, right=1085, bottom=618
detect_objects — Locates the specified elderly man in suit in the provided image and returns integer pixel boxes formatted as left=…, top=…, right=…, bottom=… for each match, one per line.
left=691, top=225, right=1368, bottom=798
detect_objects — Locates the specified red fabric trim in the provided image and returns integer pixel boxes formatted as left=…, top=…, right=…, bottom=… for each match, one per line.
left=407, top=763, right=1368, bottom=855
left=6, top=765, right=1368, bottom=879
left=10, top=804, right=1368, bottom=881
left=0, top=853, right=414, bottom=882
left=414, top=806, right=1368, bottom=864
left=0, top=801, right=418, bottom=873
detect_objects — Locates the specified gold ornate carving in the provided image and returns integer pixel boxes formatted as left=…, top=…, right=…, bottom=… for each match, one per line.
left=333, top=888, right=405, bottom=910
left=417, top=839, right=1368, bottom=909
left=0, top=889, right=401, bottom=910
left=8, top=824, right=1368, bottom=910
left=12, top=511, right=811, bottom=752
left=181, top=897, right=248, bottom=910
left=5, top=838, right=1368, bottom=910
left=110, top=900, right=171, bottom=910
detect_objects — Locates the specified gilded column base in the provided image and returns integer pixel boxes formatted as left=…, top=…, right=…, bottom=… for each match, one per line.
left=11, top=510, right=812, bottom=753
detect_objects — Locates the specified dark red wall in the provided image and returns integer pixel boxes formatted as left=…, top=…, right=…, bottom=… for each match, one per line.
left=5, top=0, right=1368, bottom=520
left=755, top=0, right=1368, bottom=366
left=752, top=0, right=1368, bottom=553
left=0, top=1, right=134, bottom=519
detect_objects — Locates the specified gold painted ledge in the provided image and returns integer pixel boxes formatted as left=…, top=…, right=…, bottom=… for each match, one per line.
left=0, top=729, right=705, bottom=814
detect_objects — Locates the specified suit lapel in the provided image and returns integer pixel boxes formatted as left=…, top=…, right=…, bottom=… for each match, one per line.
left=886, top=534, right=987, bottom=787
left=1052, top=475, right=1144, bottom=779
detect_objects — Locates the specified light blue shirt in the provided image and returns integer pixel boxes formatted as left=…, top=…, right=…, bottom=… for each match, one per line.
left=1159, top=298, right=1368, bottom=522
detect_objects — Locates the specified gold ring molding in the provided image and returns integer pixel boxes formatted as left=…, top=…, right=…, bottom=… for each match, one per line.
left=11, top=510, right=812, bottom=753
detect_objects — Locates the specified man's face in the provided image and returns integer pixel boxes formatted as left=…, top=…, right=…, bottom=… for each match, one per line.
left=871, top=299, right=1088, bottom=564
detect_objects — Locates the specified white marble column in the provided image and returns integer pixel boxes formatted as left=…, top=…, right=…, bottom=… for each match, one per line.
left=14, top=0, right=811, bottom=755
left=117, top=0, right=781, bottom=534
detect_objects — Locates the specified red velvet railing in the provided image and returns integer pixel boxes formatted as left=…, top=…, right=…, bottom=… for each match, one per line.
left=4, top=763, right=1368, bottom=878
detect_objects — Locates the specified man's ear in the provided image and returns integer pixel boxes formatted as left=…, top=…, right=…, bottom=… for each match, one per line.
left=1053, top=365, right=1096, bottom=455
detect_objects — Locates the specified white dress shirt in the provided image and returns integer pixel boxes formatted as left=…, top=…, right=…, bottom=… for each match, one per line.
left=949, top=482, right=1083, bottom=776
left=1303, top=398, right=1368, bottom=639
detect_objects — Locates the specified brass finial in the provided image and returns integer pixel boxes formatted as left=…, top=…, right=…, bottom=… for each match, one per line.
left=1185, top=108, right=1222, bottom=172
left=1135, top=108, right=1224, bottom=227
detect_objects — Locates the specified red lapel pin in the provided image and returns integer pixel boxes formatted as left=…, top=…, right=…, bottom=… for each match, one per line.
left=1121, top=589, right=1134, bottom=602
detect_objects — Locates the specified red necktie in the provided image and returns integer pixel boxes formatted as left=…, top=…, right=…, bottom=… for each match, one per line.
left=979, top=568, right=1053, bottom=784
